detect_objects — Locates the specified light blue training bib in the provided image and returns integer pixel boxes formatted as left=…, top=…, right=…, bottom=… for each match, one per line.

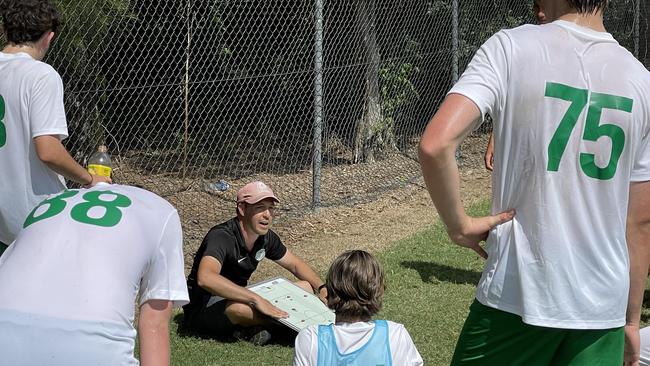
left=317, top=319, right=392, bottom=366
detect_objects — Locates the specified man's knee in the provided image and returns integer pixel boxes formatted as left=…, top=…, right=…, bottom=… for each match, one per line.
left=224, top=301, right=255, bottom=325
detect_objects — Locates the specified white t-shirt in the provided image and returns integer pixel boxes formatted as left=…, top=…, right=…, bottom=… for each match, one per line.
left=0, top=51, right=68, bottom=245
left=450, top=20, right=650, bottom=329
left=0, top=184, right=189, bottom=365
left=640, top=326, right=650, bottom=366
left=293, top=321, right=423, bottom=366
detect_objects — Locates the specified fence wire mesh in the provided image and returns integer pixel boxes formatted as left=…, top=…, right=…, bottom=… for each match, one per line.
left=6, top=0, right=648, bottom=230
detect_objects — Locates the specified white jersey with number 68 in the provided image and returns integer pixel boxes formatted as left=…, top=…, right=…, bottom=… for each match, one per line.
left=0, top=184, right=189, bottom=365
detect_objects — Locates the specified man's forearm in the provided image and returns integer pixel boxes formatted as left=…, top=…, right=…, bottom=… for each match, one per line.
left=199, top=273, right=261, bottom=305
left=277, top=252, right=324, bottom=291
left=34, top=135, right=91, bottom=185
left=418, top=94, right=482, bottom=234
left=626, top=224, right=650, bottom=325
left=419, top=143, right=467, bottom=234
left=293, top=261, right=324, bottom=291
left=138, top=300, right=172, bottom=366
left=626, top=181, right=650, bottom=326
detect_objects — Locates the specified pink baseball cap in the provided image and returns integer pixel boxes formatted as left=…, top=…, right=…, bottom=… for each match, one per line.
left=236, top=181, right=280, bottom=204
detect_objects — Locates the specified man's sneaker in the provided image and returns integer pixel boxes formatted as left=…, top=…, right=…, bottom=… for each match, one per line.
left=234, top=326, right=272, bottom=346
left=249, top=329, right=272, bottom=346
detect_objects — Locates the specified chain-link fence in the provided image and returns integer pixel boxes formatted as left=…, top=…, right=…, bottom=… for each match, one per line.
left=11, top=0, right=649, bottom=228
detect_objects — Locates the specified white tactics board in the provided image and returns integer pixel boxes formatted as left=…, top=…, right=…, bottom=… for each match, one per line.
left=248, top=277, right=334, bottom=332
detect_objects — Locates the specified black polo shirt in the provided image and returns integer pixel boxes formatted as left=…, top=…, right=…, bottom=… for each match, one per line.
left=185, top=217, right=287, bottom=310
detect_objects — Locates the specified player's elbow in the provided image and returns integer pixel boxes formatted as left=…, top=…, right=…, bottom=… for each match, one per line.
left=627, top=217, right=650, bottom=242
left=418, top=135, right=452, bottom=163
left=196, top=268, right=216, bottom=290
left=34, top=136, right=62, bottom=164
left=418, top=139, right=435, bottom=161
left=196, top=272, right=209, bottom=290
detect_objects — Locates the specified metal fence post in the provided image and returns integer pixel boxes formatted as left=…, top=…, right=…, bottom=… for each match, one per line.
left=312, top=0, right=324, bottom=211
left=634, top=0, right=640, bottom=58
left=452, top=0, right=459, bottom=84
left=452, top=0, right=461, bottom=161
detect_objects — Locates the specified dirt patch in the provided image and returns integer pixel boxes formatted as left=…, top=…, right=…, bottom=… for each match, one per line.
left=251, top=134, right=492, bottom=281
left=112, top=134, right=492, bottom=279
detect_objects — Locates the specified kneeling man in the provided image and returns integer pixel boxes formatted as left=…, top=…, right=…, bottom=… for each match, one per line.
left=183, top=181, right=327, bottom=344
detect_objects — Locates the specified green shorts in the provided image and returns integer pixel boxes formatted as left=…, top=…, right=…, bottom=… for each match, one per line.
left=451, top=299, right=624, bottom=366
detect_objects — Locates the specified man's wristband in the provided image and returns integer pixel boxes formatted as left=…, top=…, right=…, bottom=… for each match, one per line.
left=315, top=283, right=327, bottom=294
left=83, top=171, right=93, bottom=186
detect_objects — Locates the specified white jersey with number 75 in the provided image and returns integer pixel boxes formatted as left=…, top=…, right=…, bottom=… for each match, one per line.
left=450, top=20, right=650, bottom=329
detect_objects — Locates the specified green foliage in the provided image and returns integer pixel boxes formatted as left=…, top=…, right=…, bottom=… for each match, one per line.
left=427, top=0, right=450, bottom=14
left=457, top=5, right=532, bottom=68
left=378, top=39, right=420, bottom=136
left=604, top=0, right=637, bottom=52
left=50, top=0, right=134, bottom=156
left=53, top=0, right=133, bottom=80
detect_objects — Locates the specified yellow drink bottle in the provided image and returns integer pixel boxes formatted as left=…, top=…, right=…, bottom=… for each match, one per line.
left=87, top=145, right=112, bottom=177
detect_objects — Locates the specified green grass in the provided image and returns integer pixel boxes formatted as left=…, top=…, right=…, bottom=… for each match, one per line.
left=169, top=199, right=492, bottom=365
left=377, top=200, right=489, bottom=364
left=168, top=198, right=650, bottom=365
left=170, top=327, right=293, bottom=365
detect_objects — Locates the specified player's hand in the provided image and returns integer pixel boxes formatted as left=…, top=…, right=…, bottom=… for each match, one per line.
left=624, top=323, right=641, bottom=366
left=446, top=210, right=515, bottom=259
left=85, top=174, right=112, bottom=188
left=484, top=150, right=494, bottom=171
left=253, top=297, right=288, bottom=319
left=484, top=133, right=495, bottom=171
left=317, top=287, right=328, bottom=305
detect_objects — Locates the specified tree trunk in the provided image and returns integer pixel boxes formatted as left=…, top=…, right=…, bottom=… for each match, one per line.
left=353, top=0, right=385, bottom=163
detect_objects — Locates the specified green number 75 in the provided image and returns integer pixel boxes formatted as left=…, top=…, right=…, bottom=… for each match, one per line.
left=0, top=96, right=6, bottom=148
left=545, top=82, right=632, bottom=180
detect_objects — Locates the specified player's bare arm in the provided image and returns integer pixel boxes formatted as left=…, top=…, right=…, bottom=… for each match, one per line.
left=419, top=93, right=514, bottom=258
left=275, top=249, right=327, bottom=303
left=34, top=135, right=111, bottom=186
left=484, top=132, right=494, bottom=171
left=138, top=299, right=173, bottom=366
left=624, top=180, right=650, bottom=366
left=196, top=255, right=288, bottom=319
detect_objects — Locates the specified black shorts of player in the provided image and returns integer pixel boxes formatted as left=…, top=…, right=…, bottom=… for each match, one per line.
left=183, top=297, right=237, bottom=337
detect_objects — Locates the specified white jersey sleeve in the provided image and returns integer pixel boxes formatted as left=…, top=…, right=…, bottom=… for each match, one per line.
left=293, top=325, right=317, bottom=366
left=449, top=30, right=511, bottom=121
left=640, top=326, right=650, bottom=366
left=138, top=209, right=189, bottom=307
left=29, top=69, right=68, bottom=139
left=388, top=322, right=423, bottom=366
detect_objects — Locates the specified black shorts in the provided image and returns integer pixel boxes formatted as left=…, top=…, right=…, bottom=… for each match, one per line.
left=183, top=297, right=237, bottom=337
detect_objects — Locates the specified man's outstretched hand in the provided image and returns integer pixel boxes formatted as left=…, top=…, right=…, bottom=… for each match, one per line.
left=252, top=297, right=288, bottom=319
